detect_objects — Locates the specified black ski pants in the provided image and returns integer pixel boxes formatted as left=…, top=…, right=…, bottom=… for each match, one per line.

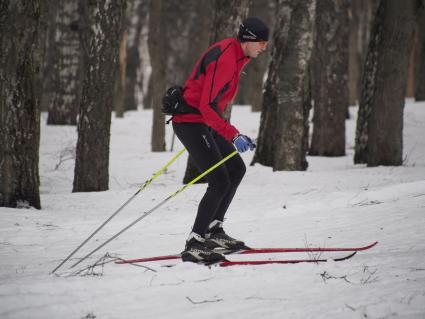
left=173, top=122, right=246, bottom=236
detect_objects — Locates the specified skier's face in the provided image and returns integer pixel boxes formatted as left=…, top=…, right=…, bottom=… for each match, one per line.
left=244, top=41, right=268, bottom=58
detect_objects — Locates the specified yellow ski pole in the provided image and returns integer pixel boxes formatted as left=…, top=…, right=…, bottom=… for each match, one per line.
left=69, top=150, right=238, bottom=269
left=51, top=148, right=186, bottom=274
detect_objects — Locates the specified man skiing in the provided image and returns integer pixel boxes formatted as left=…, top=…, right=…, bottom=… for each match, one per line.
left=172, top=17, right=269, bottom=263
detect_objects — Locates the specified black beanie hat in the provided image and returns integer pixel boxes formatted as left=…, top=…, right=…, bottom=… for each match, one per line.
left=238, top=17, right=269, bottom=42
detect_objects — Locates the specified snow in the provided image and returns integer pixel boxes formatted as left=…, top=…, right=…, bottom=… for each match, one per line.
left=1, top=100, right=425, bottom=319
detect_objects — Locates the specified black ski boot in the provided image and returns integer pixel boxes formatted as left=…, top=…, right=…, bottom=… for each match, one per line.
left=181, top=232, right=226, bottom=263
left=205, top=220, right=248, bottom=250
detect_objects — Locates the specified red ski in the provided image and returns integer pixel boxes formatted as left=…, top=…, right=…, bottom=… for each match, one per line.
left=115, top=241, right=377, bottom=265
left=218, top=251, right=357, bottom=267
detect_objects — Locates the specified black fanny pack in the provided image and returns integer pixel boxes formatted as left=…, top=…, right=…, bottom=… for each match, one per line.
left=161, top=86, right=200, bottom=116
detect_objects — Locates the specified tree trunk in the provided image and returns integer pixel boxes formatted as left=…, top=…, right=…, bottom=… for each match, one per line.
left=348, top=1, right=360, bottom=106
left=415, top=7, right=425, bottom=101
left=303, top=67, right=313, bottom=163
left=209, top=0, right=250, bottom=44
left=253, top=0, right=316, bottom=171
left=348, top=0, right=378, bottom=106
left=182, top=0, right=249, bottom=183
left=143, top=72, right=153, bottom=109
left=36, top=0, right=53, bottom=113
left=251, top=33, right=280, bottom=167
left=125, top=0, right=150, bottom=111
left=366, top=0, right=419, bottom=167
left=47, top=0, right=82, bottom=125
left=148, top=0, right=166, bottom=152
left=40, top=0, right=58, bottom=112
left=406, top=31, right=418, bottom=98
left=114, top=28, right=127, bottom=118
left=309, top=0, right=349, bottom=157
left=354, top=1, right=384, bottom=164
left=0, top=0, right=42, bottom=209
left=73, top=0, right=125, bottom=192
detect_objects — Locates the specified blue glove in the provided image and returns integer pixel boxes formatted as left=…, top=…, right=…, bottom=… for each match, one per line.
left=233, top=134, right=256, bottom=153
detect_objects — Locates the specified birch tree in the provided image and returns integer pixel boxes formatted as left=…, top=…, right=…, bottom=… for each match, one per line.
left=309, top=0, right=349, bottom=157
left=354, top=0, right=421, bottom=166
left=148, top=0, right=166, bottom=152
left=0, top=0, right=43, bottom=208
left=73, top=0, right=125, bottom=192
left=253, top=0, right=316, bottom=171
left=47, top=0, right=82, bottom=125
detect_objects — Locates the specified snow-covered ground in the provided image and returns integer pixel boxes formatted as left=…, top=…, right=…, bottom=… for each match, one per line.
left=1, top=101, right=425, bottom=319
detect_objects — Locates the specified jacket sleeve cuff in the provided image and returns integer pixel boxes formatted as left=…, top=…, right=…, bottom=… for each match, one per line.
left=225, top=127, right=239, bottom=142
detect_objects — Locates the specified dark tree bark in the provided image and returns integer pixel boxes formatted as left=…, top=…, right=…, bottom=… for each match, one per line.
left=309, top=0, right=349, bottom=157
left=73, top=0, right=125, bottom=192
left=252, top=25, right=281, bottom=168
left=415, top=7, right=425, bottom=101
left=353, top=2, right=383, bottom=164
left=406, top=31, right=418, bottom=98
left=252, top=0, right=316, bottom=171
left=36, top=0, right=53, bottom=113
left=148, top=0, right=166, bottom=152
left=47, top=0, right=82, bottom=125
left=114, top=17, right=127, bottom=118
left=0, top=0, right=43, bottom=209
left=209, top=0, right=250, bottom=44
left=40, top=0, right=58, bottom=112
left=125, top=0, right=150, bottom=111
left=182, top=0, right=249, bottom=183
left=303, top=67, right=313, bottom=162
left=348, top=0, right=378, bottom=106
left=143, top=72, right=153, bottom=109
left=366, top=0, right=420, bottom=167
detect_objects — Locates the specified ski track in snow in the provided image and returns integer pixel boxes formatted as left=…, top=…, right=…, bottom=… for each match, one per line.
left=1, top=101, right=425, bottom=318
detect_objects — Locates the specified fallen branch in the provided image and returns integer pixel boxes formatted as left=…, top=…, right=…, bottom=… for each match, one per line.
left=320, top=271, right=352, bottom=284
left=57, top=253, right=156, bottom=277
left=186, top=296, right=223, bottom=304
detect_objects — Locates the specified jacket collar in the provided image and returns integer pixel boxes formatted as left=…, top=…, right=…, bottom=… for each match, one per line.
left=231, top=38, right=250, bottom=64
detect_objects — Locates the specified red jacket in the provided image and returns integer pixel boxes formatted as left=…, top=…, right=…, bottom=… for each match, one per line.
left=172, top=38, right=250, bottom=142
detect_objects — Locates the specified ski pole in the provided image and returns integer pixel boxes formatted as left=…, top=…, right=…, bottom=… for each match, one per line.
left=69, top=150, right=239, bottom=269
left=51, top=148, right=187, bottom=274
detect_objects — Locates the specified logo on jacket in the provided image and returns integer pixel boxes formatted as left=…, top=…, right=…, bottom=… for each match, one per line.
left=202, top=134, right=211, bottom=148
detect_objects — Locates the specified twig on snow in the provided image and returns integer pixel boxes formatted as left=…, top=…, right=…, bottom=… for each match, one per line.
left=320, top=271, right=352, bottom=284
left=360, top=266, right=379, bottom=284
left=186, top=296, right=223, bottom=304
left=303, top=235, right=323, bottom=262
left=54, top=143, right=76, bottom=170
left=58, top=253, right=156, bottom=277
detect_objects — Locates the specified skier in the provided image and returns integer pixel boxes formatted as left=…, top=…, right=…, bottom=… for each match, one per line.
left=172, top=17, right=270, bottom=263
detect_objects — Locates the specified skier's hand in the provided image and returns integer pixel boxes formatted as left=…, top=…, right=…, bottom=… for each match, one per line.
left=233, top=134, right=256, bottom=152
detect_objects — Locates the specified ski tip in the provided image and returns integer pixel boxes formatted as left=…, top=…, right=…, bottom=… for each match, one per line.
left=362, top=241, right=378, bottom=250
left=334, top=251, right=357, bottom=261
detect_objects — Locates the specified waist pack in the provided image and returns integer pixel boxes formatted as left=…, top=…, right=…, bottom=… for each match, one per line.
left=161, top=86, right=200, bottom=116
